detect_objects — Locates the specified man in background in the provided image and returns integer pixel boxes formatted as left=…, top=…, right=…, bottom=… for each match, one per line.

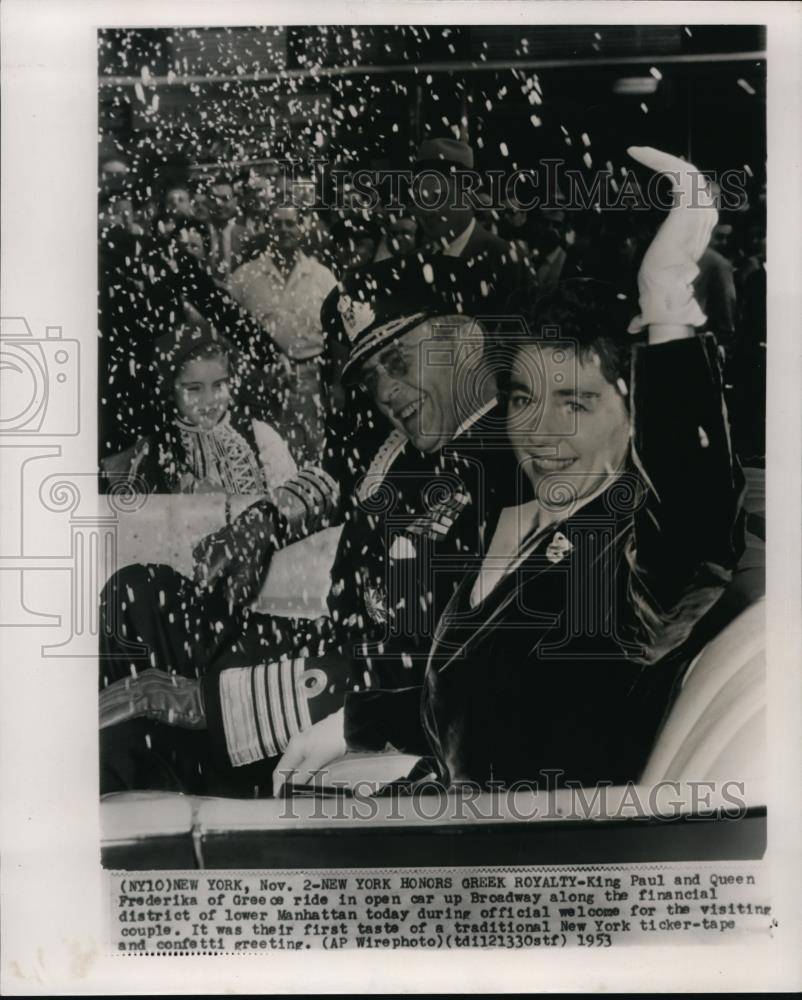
left=373, top=209, right=419, bottom=261
left=411, top=137, right=532, bottom=315
left=694, top=221, right=738, bottom=356
left=230, top=202, right=337, bottom=465
left=206, top=173, right=248, bottom=286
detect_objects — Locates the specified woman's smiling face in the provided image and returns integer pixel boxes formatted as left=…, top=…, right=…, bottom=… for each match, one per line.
left=506, top=342, right=630, bottom=506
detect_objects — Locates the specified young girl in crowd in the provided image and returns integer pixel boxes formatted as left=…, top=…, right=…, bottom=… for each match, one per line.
left=102, top=324, right=296, bottom=494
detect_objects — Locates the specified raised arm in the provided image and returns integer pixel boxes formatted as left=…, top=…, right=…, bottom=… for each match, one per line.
left=623, top=147, right=745, bottom=662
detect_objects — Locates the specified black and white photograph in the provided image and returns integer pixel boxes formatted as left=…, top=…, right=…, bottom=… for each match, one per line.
left=1, top=1, right=801, bottom=993
left=97, top=19, right=768, bottom=861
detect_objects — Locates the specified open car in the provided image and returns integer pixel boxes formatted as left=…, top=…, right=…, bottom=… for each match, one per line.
left=100, top=469, right=766, bottom=870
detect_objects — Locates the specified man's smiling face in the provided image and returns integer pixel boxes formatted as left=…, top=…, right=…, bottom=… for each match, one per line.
left=506, top=342, right=630, bottom=505
left=359, top=319, right=466, bottom=454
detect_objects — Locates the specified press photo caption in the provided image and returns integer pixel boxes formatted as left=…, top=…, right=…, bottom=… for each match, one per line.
left=109, top=863, right=773, bottom=954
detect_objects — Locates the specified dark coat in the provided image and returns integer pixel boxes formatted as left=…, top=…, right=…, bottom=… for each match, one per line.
left=325, top=405, right=515, bottom=687
left=198, top=405, right=516, bottom=774
left=344, top=335, right=745, bottom=787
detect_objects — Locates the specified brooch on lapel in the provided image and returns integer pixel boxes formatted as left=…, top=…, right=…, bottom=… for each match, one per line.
left=545, top=531, right=574, bottom=565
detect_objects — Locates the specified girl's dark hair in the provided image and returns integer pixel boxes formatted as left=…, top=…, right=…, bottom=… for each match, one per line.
left=147, top=332, right=237, bottom=490
left=151, top=323, right=232, bottom=388
left=175, top=339, right=228, bottom=375
left=497, top=278, right=641, bottom=398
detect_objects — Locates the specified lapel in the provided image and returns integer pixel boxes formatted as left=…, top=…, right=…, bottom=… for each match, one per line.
left=427, top=484, right=634, bottom=673
left=428, top=525, right=556, bottom=671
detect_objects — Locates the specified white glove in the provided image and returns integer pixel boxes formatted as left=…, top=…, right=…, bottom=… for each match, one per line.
left=627, top=146, right=718, bottom=333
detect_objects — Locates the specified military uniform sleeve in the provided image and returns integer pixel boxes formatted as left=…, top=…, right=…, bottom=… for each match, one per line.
left=267, top=464, right=341, bottom=538
left=625, top=333, right=745, bottom=664
left=202, top=653, right=363, bottom=769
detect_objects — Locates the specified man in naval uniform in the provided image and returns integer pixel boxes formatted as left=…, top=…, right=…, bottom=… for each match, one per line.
left=98, top=254, right=517, bottom=796
left=318, top=136, right=536, bottom=504
left=274, top=147, right=746, bottom=793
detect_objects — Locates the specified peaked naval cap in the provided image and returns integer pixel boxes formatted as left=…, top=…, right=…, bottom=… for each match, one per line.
left=337, top=254, right=482, bottom=385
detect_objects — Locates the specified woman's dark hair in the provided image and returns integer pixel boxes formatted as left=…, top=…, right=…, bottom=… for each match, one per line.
left=497, top=278, right=641, bottom=399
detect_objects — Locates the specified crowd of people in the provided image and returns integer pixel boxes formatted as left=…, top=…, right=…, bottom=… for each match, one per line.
left=99, top=135, right=766, bottom=489
left=97, top=137, right=766, bottom=800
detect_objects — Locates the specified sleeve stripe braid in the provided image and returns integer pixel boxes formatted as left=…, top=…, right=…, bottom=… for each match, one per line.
left=220, top=658, right=321, bottom=766
left=219, top=667, right=264, bottom=767
left=263, top=663, right=283, bottom=756
left=267, top=658, right=290, bottom=750
left=258, top=658, right=310, bottom=754
left=294, top=468, right=338, bottom=515
left=251, top=665, right=270, bottom=760
left=281, top=657, right=301, bottom=740
left=253, top=664, right=279, bottom=759
left=296, top=468, right=332, bottom=498
left=269, top=465, right=339, bottom=535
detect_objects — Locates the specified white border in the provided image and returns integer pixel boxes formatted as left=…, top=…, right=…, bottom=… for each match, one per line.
left=1, top=1, right=800, bottom=993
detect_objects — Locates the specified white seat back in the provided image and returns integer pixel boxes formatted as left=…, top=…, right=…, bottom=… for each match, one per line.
left=641, top=600, right=765, bottom=786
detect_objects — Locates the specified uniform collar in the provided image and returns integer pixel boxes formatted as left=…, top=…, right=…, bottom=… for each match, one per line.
left=356, top=397, right=497, bottom=504
left=453, top=396, right=497, bottom=439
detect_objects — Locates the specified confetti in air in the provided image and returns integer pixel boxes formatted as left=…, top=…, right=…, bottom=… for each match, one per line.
left=94, top=25, right=764, bottom=810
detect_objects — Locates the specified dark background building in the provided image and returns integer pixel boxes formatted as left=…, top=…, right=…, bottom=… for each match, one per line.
left=99, top=24, right=766, bottom=203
